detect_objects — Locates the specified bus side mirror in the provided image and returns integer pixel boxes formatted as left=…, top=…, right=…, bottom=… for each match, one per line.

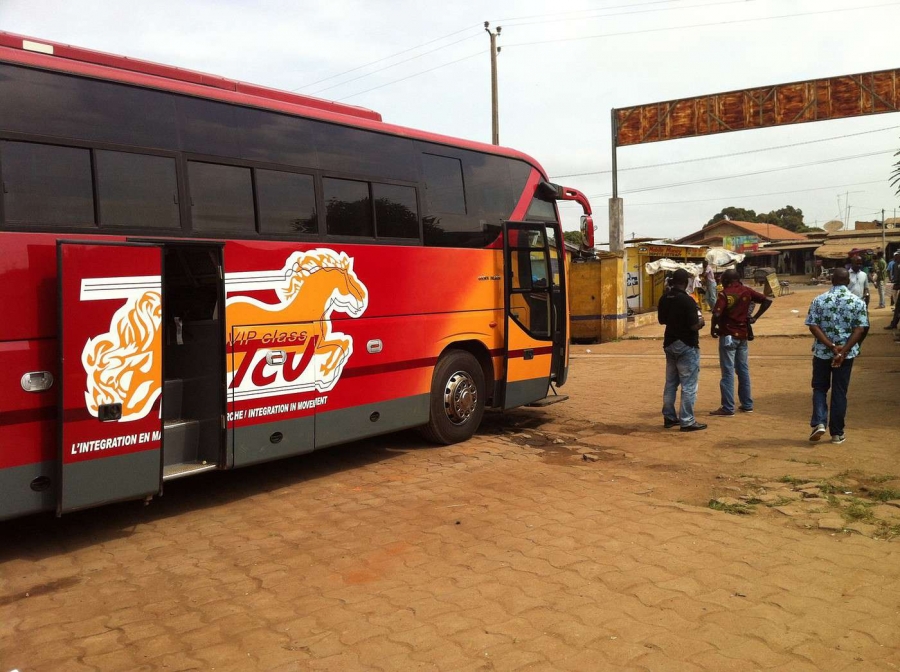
left=535, top=180, right=563, bottom=202
left=580, top=215, right=595, bottom=249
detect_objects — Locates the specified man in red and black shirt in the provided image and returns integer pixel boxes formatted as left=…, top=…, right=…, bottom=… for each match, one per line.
left=710, top=269, right=772, bottom=416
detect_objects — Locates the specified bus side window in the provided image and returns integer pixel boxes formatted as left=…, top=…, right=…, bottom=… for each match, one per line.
left=188, top=161, right=255, bottom=234
left=0, top=141, right=95, bottom=226
left=324, top=177, right=373, bottom=238
left=421, top=154, right=466, bottom=215
left=373, top=183, right=418, bottom=239
left=96, top=150, right=180, bottom=230
left=257, top=169, right=317, bottom=236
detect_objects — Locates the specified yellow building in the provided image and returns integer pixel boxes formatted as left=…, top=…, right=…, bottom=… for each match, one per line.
left=624, top=242, right=707, bottom=313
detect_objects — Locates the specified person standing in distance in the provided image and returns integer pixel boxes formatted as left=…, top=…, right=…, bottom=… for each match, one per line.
left=702, top=260, right=717, bottom=313
left=847, top=255, right=870, bottom=308
left=888, top=251, right=898, bottom=308
left=658, top=268, right=707, bottom=432
left=805, top=268, right=869, bottom=444
left=886, top=252, right=900, bottom=328
left=873, top=251, right=887, bottom=309
left=709, top=269, right=772, bottom=416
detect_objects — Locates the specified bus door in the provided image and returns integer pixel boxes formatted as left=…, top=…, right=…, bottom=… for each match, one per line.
left=501, top=223, right=559, bottom=409
left=57, top=242, right=164, bottom=514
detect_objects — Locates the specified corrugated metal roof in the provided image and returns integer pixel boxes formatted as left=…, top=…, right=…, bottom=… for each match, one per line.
left=761, top=242, right=821, bottom=252
left=815, top=238, right=883, bottom=259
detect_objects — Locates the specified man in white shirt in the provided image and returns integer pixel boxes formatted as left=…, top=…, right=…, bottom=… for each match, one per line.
left=847, top=256, right=869, bottom=308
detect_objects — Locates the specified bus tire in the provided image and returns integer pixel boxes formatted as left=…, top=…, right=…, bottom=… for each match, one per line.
left=420, top=350, right=486, bottom=445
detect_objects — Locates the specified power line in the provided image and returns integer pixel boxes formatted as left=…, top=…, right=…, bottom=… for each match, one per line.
left=307, top=31, right=483, bottom=95
left=549, top=125, right=900, bottom=179
left=554, top=180, right=889, bottom=208
left=504, top=2, right=900, bottom=48
left=501, top=0, right=750, bottom=28
left=291, top=24, right=481, bottom=92
left=585, top=149, right=899, bottom=199
left=335, top=51, right=483, bottom=101
left=493, top=0, right=690, bottom=23
left=309, top=0, right=734, bottom=97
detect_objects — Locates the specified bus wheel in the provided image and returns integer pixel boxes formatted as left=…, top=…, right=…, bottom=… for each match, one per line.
left=420, top=350, right=485, bottom=445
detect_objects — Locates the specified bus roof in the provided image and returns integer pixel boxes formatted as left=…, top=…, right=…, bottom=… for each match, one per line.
left=0, top=31, right=546, bottom=174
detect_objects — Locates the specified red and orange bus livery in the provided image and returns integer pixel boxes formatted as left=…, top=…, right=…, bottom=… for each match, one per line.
left=0, top=33, right=594, bottom=520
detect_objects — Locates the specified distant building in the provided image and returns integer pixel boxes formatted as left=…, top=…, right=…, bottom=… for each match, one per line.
left=677, top=219, right=808, bottom=248
left=677, top=220, right=814, bottom=276
left=815, top=228, right=900, bottom=264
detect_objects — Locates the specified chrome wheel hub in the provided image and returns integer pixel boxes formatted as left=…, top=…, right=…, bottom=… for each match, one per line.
left=444, top=370, right=477, bottom=425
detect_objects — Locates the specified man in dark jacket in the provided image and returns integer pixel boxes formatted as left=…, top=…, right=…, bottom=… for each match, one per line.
left=658, top=269, right=707, bottom=432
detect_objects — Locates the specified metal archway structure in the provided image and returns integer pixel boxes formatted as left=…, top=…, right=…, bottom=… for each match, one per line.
left=609, top=67, right=900, bottom=251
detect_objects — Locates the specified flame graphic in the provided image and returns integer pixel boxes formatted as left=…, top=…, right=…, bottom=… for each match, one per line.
left=82, top=291, right=162, bottom=421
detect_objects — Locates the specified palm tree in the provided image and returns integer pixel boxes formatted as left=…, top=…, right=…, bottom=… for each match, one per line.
left=892, top=147, right=900, bottom=196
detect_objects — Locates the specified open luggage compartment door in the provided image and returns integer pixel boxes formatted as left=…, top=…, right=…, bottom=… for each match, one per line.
left=57, top=241, right=164, bottom=514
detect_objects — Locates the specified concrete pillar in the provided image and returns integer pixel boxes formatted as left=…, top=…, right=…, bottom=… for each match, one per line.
left=609, top=197, right=624, bottom=253
left=599, top=253, right=626, bottom=342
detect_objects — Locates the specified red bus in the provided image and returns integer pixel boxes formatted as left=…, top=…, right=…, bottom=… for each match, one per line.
left=0, top=33, right=594, bottom=520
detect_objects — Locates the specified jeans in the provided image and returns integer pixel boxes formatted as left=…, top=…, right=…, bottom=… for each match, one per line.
left=811, top=356, right=854, bottom=436
left=877, top=281, right=885, bottom=308
left=705, top=284, right=717, bottom=312
left=662, top=340, right=701, bottom=426
left=718, top=337, right=752, bottom=413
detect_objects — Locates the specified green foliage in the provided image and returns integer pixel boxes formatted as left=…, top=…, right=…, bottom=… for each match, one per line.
left=892, top=148, right=900, bottom=196
left=706, top=207, right=758, bottom=227
left=844, top=501, right=875, bottom=522
left=705, top=204, right=815, bottom=233
left=563, top=230, right=584, bottom=246
left=708, top=499, right=754, bottom=515
left=867, top=488, right=900, bottom=502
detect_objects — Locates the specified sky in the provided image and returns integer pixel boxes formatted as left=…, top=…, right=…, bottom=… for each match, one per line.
left=3, top=0, right=900, bottom=243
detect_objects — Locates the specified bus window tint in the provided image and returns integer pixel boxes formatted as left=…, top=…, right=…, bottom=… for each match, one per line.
left=0, top=141, right=94, bottom=226
left=324, top=178, right=373, bottom=237
left=526, top=197, right=557, bottom=222
left=257, top=169, right=317, bottom=236
left=188, top=161, right=255, bottom=233
left=373, top=183, right=418, bottom=239
left=421, top=154, right=466, bottom=214
left=177, top=98, right=242, bottom=157
left=96, top=151, right=179, bottom=229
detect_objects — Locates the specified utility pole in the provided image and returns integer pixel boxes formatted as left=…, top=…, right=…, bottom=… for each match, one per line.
left=883, top=208, right=886, bottom=254
left=484, top=22, right=501, bottom=146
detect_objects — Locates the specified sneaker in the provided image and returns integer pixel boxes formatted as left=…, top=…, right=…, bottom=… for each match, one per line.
left=738, top=407, right=754, bottom=413
left=809, top=424, right=826, bottom=442
left=831, top=434, right=846, bottom=445
left=885, top=325, right=897, bottom=329
left=664, top=417, right=680, bottom=429
left=680, top=422, right=708, bottom=432
left=709, top=408, right=735, bottom=416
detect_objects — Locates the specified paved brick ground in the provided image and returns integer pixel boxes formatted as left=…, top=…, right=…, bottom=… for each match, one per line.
left=2, top=291, right=900, bottom=671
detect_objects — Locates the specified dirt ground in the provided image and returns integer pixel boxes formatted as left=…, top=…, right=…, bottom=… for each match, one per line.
left=2, top=284, right=900, bottom=671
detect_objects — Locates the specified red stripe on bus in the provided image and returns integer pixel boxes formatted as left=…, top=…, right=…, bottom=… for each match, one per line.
left=0, top=406, right=56, bottom=426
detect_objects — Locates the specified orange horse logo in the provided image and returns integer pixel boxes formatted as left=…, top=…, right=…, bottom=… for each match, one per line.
left=226, top=249, right=369, bottom=401
left=82, top=290, right=163, bottom=422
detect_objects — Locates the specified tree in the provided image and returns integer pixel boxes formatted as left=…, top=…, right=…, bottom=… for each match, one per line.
left=892, top=147, right=900, bottom=196
left=563, top=230, right=584, bottom=246
left=705, top=207, right=758, bottom=227
left=774, top=205, right=809, bottom=233
left=705, top=204, right=814, bottom=233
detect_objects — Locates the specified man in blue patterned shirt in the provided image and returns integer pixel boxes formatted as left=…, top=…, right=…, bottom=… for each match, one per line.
left=804, top=268, right=869, bottom=444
